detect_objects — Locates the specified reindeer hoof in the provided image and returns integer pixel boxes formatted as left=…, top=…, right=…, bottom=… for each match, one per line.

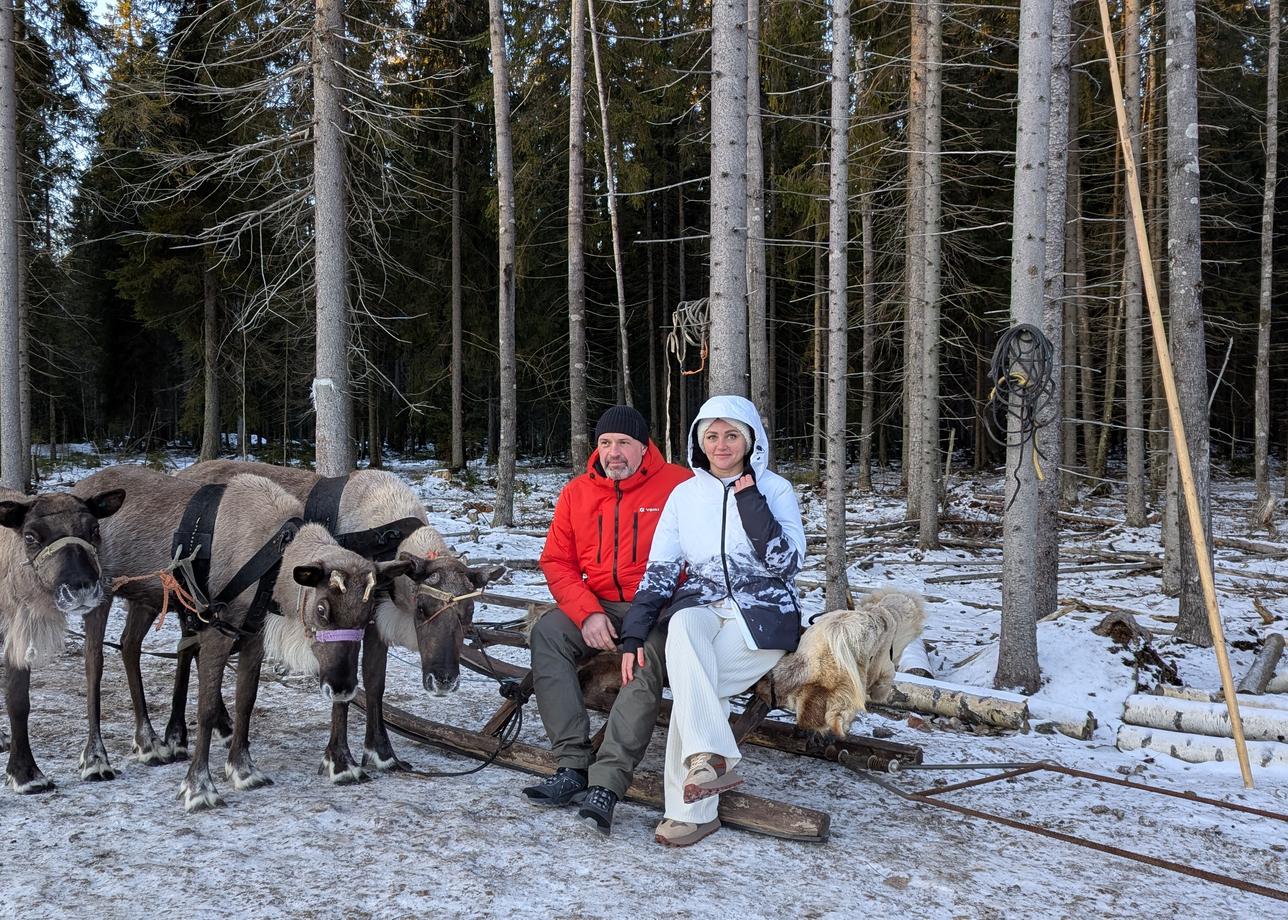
left=320, top=756, right=368, bottom=786
left=132, top=737, right=176, bottom=767
left=79, top=748, right=117, bottom=782
left=361, top=747, right=410, bottom=772
left=7, top=768, right=55, bottom=795
left=224, top=761, right=273, bottom=791
left=178, top=778, right=224, bottom=813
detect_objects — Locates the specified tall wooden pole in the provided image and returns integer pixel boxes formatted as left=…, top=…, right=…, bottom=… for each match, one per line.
left=1096, top=0, right=1254, bottom=788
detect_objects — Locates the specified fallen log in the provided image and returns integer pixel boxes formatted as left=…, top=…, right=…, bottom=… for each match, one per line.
left=924, top=561, right=1156, bottom=586
left=1116, top=724, right=1288, bottom=768
left=1271, top=670, right=1288, bottom=694
left=375, top=701, right=831, bottom=842
left=884, top=674, right=1097, bottom=740
left=898, top=639, right=934, bottom=678
left=1122, top=693, right=1288, bottom=744
left=1150, top=685, right=1288, bottom=713
left=1238, top=634, right=1285, bottom=695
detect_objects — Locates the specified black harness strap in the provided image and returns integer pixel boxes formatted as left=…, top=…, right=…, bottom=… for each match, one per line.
left=303, top=475, right=349, bottom=532
left=336, top=516, right=424, bottom=562
left=211, top=516, right=304, bottom=636
left=172, top=484, right=226, bottom=608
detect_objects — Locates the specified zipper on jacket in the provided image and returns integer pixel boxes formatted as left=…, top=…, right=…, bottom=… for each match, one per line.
left=632, top=511, right=639, bottom=563
left=596, top=514, right=603, bottom=564
left=611, top=482, right=625, bottom=601
left=719, top=480, right=735, bottom=600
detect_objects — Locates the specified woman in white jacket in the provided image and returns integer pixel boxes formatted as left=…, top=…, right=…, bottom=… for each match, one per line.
left=619, top=394, right=805, bottom=847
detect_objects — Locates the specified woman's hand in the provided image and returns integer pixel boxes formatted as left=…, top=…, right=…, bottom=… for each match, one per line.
left=621, top=648, right=646, bottom=684
left=732, top=473, right=756, bottom=494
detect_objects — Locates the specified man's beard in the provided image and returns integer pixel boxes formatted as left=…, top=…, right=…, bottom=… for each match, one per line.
left=604, top=464, right=634, bottom=481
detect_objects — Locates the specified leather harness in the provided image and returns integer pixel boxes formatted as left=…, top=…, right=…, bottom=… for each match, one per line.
left=301, top=475, right=423, bottom=563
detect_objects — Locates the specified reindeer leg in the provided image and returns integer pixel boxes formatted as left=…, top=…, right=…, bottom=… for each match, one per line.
left=225, top=633, right=271, bottom=791
left=0, top=659, right=8, bottom=754
left=120, top=602, right=171, bottom=765
left=164, top=625, right=198, bottom=759
left=179, top=632, right=233, bottom=812
left=5, top=664, right=53, bottom=793
left=360, top=630, right=407, bottom=771
left=321, top=700, right=367, bottom=785
left=79, top=599, right=117, bottom=781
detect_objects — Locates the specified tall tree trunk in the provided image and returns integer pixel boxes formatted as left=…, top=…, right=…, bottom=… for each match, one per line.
left=1166, top=0, right=1212, bottom=645
left=825, top=0, right=852, bottom=612
left=998, top=0, right=1054, bottom=694
left=0, top=0, right=20, bottom=490
left=451, top=117, right=465, bottom=471
left=1123, top=0, right=1147, bottom=526
left=747, top=0, right=769, bottom=418
left=1147, top=27, right=1169, bottom=496
left=1255, top=0, right=1280, bottom=518
left=813, top=221, right=824, bottom=473
left=1062, top=60, right=1083, bottom=503
left=312, top=0, right=354, bottom=476
left=17, top=221, right=28, bottom=485
left=708, top=0, right=749, bottom=396
left=200, top=255, right=220, bottom=461
left=904, top=0, right=927, bottom=513
left=567, top=0, right=588, bottom=463
left=489, top=0, right=518, bottom=527
left=918, top=0, right=942, bottom=549
left=1035, top=0, right=1072, bottom=617
left=587, top=0, right=632, bottom=407
left=858, top=173, right=876, bottom=493
left=648, top=206, right=659, bottom=432
left=367, top=377, right=382, bottom=469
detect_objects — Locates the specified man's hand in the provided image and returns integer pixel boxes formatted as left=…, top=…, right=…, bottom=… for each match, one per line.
left=580, top=612, right=619, bottom=652
left=621, top=648, right=646, bottom=685
left=732, top=473, right=755, bottom=493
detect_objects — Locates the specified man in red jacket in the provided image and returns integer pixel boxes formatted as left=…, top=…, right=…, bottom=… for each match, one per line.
left=522, top=406, right=690, bottom=834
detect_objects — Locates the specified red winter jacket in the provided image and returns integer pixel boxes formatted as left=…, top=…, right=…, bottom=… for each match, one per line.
left=539, top=439, right=691, bottom=627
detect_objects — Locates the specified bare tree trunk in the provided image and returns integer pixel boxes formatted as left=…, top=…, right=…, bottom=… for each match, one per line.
left=904, top=0, right=927, bottom=514
left=648, top=207, right=658, bottom=431
left=825, top=0, right=852, bottom=612
left=368, top=377, right=382, bottom=469
left=1255, top=0, right=1280, bottom=518
left=1062, top=61, right=1083, bottom=503
left=1166, top=0, right=1212, bottom=645
left=1147, top=29, right=1168, bottom=496
left=998, top=0, right=1053, bottom=694
left=1123, top=0, right=1147, bottom=526
left=0, top=0, right=20, bottom=489
left=587, top=0, right=632, bottom=407
left=17, top=222, right=28, bottom=485
left=312, top=0, right=354, bottom=476
left=567, top=0, right=588, bottom=464
left=918, top=0, right=942, bottom=549
left=747, top=0, right=769, bottom=418
left=200, top=255, right=220, bottom=461
left=489, top=0, right=518, bottom=527
left=451, top=117, right=465, bottom=471
left=813, top=194, right=824, bottom=475
left=1036, top=0, right=1072, bottom=617
left=1093, top=295, right=1124, bottom=481
left=708, top=0, right=749, bottom=397
left=858, top=175, right=876, bottom=493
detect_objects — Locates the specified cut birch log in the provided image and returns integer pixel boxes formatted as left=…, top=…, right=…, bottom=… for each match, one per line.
left=1116, top=724, right=1288, bottom=767
left=1238, top=633, right=1285, bottom=694
left=884, top=674, right=1097, bottom=739
left=1151, top=684, right=1288, bottom=713
left=1270, top=670, right=1288, bottom=693
left=898, top=638, right=934, bottom=678
left=1122, top=693, right=1288, bottom=743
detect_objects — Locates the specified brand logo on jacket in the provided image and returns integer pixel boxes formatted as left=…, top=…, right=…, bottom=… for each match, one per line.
left=638, top=507, right=661, bottom=514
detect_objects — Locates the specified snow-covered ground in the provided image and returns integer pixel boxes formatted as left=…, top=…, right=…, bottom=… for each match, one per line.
left=3, top=452, right=1286, bottom=919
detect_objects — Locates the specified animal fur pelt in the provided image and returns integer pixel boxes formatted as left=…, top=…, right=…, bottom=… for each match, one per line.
left=770, top=588, right=927, bottom=737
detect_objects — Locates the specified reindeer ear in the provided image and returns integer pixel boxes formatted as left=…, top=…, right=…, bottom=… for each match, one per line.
left=467, top=564, right=506, bottom=589
left=87, top=489, right=126, bottom=520
left=293, top=564, right=326, bottom=587
left=377, top=557, right=414, bottom=584
left=396, top=552, right=432, bottom=582
left=0, top=499, right=32, bottom=529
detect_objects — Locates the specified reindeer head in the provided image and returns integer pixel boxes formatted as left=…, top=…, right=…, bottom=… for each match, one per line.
left=399, top=552, right=506, bottom=696
left=0, top=490, right=125, bottom=615
left=292, top=555, right=412, bottom=702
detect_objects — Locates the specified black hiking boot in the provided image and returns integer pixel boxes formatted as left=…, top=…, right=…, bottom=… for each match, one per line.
left=576, top=786, right=618, bottom=835
left=522, top=767, right=587, bottom=806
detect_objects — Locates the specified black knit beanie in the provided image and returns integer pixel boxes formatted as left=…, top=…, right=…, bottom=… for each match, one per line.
left=594, top=405, right=649, bottom=446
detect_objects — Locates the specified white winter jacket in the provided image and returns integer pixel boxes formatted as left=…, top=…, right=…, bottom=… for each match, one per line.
left=620, top=395, right=806, bottom=652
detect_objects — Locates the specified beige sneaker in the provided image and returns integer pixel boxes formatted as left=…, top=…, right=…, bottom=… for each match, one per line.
left=682, top=753, right=743, bottom=803
left=655, top=817, right=721, bottom=847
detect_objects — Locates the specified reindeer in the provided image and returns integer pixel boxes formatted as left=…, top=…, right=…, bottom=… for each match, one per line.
left=769, top=589, right=927, bottom=738
left=74, top=468, right=408, bottom=810
left=0, top=487, right=125, bottom=794
left=177, top=460, right=504, bottom=779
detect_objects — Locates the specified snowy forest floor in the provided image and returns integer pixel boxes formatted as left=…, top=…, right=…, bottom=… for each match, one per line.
left=2, top=452, right=1287, bottom=919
